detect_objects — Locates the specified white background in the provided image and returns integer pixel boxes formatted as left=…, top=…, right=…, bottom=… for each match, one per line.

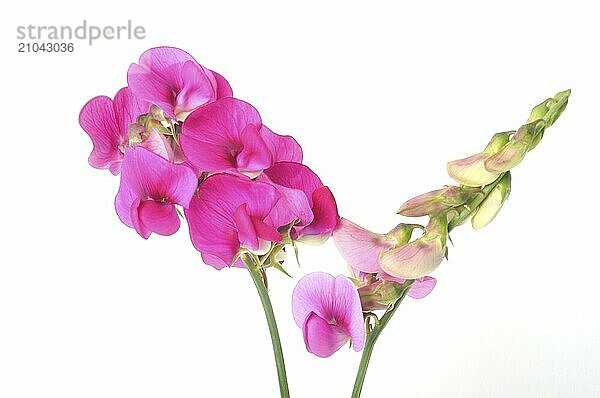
left=2, top=1, right=599, bottom=397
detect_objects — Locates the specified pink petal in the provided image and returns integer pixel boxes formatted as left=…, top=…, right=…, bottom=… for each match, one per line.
left=259, top=175, right=314, bottom=228
left=175, top=60, right=216, bottom=116
left=407, top=276, right=437, bottom=299
left=211, top=70, right=233, bottom=98
left=128, top=47, right=220, bottom=119
left=127, top=63, right=176, bottom=119
left=185, top=174, right=280, bottom=268
left=236, top=124, right=273, bottom=175
left=115, top=147, right=197, bottom=238
left=292, top=272, right=365, bottom=357
left=379, top=238, right=446, bottom=279
left=137, top=200, right=181, bottom=237
left=112, top=87, right=149, bottom=139
left=180, top=98, right=262, bottom=173
left=303, top=312, right=349, bottom=358
left=263, top=162, right=323, bottom=205
left=333, top=218, right=392, bottom=273
left=79, top=96, right=121, bottom=173
left=299, top=186, right=339, bottom=237
left=234, top=203, right=282, bottom=252
left=260, top=125, right=303, bottom=163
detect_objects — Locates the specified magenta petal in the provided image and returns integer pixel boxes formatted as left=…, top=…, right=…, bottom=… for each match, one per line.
left=333, top=218, right=391, bottom=273
left=127, top=63, right=176, bottom=118
left=261, top=162, right=328, bottom=231
left=237, top=124, right=273, bottom=174
left=185, top=174, right=280, bottom=268
left=80, top=88, right=146, bottom=175
left=407, top=276, right=437, bottom=299
left=180, top=98, right=262, bottom=173
left=233, top=204, right=260, bottom=250
left=115, top=147, right=197, bottom=238
left=300, top=186, right=339, bottom=237
left=80, top=95, right=121, bottom=172
left=252, top=217, right=282, bottom=244
left=303, top=312, right=349, bottom=358
left=211, top=70, right=233, bottom=98
left=292, top=272, right=365, bottom=357
left=264, top=162, right=323, bottom=204
left=138, top=201, right=181, bottom=236
left=128, top=47, right=222, bottom=119
left=175, top=60, right=216, bottom=115
left=112, top=87, right=149, bottom=138
left=260, top=125, right=303, bottom=163
left=260, top=175, right=314, bottom=228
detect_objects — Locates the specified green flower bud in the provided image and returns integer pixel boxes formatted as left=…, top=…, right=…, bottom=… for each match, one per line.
left=397, top=186, right=480, bottom=217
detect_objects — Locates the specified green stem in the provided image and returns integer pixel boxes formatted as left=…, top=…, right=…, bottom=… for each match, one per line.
left=351, top=286, right=411, bottom=398
left=242, top=254, right=290, bottom=398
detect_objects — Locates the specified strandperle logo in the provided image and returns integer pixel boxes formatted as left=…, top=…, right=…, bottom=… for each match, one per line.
left=16, top=20, right=146, bottom=45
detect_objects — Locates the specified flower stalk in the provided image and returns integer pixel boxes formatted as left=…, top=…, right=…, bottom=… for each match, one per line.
left=351, top=282, right=412, bottom=398
left=242, top=253, right=290, bottom=398
left=349, top=89, right=570, bottom=397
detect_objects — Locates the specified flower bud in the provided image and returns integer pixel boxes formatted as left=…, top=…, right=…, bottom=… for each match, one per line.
left=380, top=215, right=448, bottom=279
left=398, top=186, right=479, bottom=217
left=357, top=279, right=410, bottom=311
left=484, top=120, right=543, bottom=173
left=527, top=89, right=571, bottom=128
left=471, top=172, right=511, bottom=229
left=446, top=132, right=511, bottom=187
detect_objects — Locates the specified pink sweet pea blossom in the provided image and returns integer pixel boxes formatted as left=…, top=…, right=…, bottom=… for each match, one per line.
left=180, top=98, right=302, bottom=177
left=292, top=272, right=365, bottom=358
left=115, top=146, right=197, bottom=239
left=127, top=47, right=232, bottom=120
left=259, top=162, right=339, bottom=243
left=185, top=174, right=282, bottom=270
left=334, top=218, right=437, bottom=298
left=79, top=87, right=149, bottom=174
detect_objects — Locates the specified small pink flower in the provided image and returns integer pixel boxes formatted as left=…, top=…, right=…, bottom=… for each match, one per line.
left=180, top=98, right=302, bottom=177
left=259, top=162, right=339, bottom=243
left=292, top=272, right=365, bottom=358
left=79, top=87, right=149, bottom=174
left=115, top=146, right=197, bottom=239
left=127, top=47, right=232, bottom=120
left=185, top=174, right=282, bottom=270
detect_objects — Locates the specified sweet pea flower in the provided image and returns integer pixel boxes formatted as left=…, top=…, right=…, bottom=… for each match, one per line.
left=180, top=98, right=302, bottom=178
left=79, top=87, right=149, bottom=174
left=115, top=146, right=197, bottom=239
left=380, top=215, right=448, bottom=279
left=185, top=174, right=282, bottom=270
left=334, top=219, right=436, bottom=300
left=127, top=47, right=232, bottom=121
left=334, top=218, right=422, bottom=274
left=292, top=272, right=365, bottom=358
left=259, top=162, right=338, bottom=243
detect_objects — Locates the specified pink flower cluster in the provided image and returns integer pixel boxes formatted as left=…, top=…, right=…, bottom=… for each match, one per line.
left=79, top=47, right=339, bottom=269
